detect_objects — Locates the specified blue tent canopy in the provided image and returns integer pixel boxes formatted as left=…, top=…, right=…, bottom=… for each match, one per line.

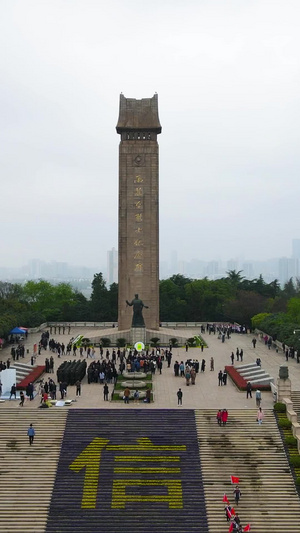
left=10, top=327, right=26, bottom=335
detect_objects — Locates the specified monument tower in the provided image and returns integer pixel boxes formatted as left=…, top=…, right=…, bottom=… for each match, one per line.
left=116, top=94, right=162, bottom=332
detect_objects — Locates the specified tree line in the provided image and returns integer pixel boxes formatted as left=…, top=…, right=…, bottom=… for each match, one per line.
left=1, top=270, right=300, bottom=342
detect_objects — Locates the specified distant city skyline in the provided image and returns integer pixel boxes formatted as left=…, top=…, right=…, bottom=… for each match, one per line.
left=1, top=239, right=300, bottom=288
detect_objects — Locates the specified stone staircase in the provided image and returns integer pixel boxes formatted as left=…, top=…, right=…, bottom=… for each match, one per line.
left=236, top=362, right=274, bottom=386
left=11, top=361, right=34, bottom=383
left=195, top=409, right=300, bottom=532
left=0, top=408, right=67, bottom=533
left=1, top=408, right=300, bottom=533
left=291, top=391, right=300, bottom=422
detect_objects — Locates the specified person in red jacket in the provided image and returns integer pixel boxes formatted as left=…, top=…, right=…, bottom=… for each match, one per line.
left=221, top=409, right=228, bottom=426
left=216, top=409, right=222, bottom=426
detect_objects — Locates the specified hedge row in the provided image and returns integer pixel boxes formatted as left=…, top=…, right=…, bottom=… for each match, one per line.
left=57, top=360, right=87, bottom=386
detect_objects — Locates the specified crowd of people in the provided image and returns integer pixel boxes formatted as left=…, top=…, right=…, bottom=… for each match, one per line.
left=224, top=482, right=251, bottom=532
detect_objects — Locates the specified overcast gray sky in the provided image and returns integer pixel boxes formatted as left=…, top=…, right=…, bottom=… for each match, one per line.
left=1, top=0, right=299, bottom=269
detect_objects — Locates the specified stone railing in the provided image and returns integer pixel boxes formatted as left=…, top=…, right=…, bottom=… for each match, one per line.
left=283, top=398, right=300, bottom=454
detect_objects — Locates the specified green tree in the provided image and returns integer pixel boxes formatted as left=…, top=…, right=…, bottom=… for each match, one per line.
left=90, top=273, right=109, bottom=320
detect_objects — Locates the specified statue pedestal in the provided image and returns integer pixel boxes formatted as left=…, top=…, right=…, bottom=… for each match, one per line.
left=277, top=378, right=291, bottom=402
left=130, top=327, right=146, bottom=346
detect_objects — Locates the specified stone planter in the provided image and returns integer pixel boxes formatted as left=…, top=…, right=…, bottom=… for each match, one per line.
left=121, top=381, right=147, bottom=388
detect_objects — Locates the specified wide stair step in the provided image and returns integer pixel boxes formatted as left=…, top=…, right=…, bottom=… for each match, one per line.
left=0, top=408, right=67, bottom=532
left=195, top=409, right=300, bottom=532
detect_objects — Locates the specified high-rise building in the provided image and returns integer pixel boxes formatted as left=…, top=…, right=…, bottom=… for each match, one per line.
left=278, top=257, right=299, bottom=285
left=107, top=247, right=118, bottom=286
left=292, top=239, right=300, bottom=259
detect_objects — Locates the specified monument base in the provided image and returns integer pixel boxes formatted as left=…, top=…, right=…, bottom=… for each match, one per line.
left=130, top=327, right=146, bottom=346
left=277, top=377, right=291, bottom=402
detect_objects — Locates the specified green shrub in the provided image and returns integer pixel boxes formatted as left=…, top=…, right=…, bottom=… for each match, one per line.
left=169, top=337, right=178, bottom=346
left=187, top=337, right=196, bottom=347
left=100, top=337, right=111, bottom=347
left=296, top=477, right=300, bottom=487
left=285, top=436, right=298, bottom=447
left=289, top=455, right=300, bottom=468
left=278, top=418, right=292, bottom=429
left=274, top=402, right=287, bottom=413
left=150, top=337, right=160, bottom=347
left=116, top=338, right=127, bottom=348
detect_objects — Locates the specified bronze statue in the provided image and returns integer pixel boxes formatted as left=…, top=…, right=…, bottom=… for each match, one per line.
left=126, top=294, right=149, bottom=327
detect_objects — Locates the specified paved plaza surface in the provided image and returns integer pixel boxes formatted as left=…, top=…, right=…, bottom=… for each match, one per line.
left=1, top=326, right=300, bottom=410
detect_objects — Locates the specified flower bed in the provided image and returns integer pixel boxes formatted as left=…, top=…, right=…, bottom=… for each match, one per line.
left=225, top=365, right=271, bottom=391
left=16, top=365, right=46, bottom=390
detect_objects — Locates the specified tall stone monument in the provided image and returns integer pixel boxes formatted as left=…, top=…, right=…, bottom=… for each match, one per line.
left=116, top=94, right=161, bottom=333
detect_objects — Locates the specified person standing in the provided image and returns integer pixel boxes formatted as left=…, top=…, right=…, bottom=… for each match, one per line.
left=236, top=348, right=240, bottom=361
left=210, top=357, right=214, bottom=371
left=222, top=370, right=227, bottom=386
left=123, top=387, right=130, bottom=404
left=75, top=380, right=81, bottom=396
left=191, top=367, right=196, bottom=385
left=230, top=352, right=234, bottom=365
left=103, top=383, right=109, bottom=401
left=246, top=381, right=252, bottom=399
left=221, top=409, right=228, bottom=426
left=257, top=407, right=264, bottom=425
left=177, top=388, right=183, bottom=406
left=201, top=359, right=206, bottom=372
left=252, top=338, right=257, bottom=348
left=218, top=370, right=223, bottom=386
left=27, top=423, right=35, bottom=445
left=240, top=349, right=243, bottom=362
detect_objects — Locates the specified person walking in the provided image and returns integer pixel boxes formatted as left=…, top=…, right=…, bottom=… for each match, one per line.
left=233, top=485, right=241, bottom=506
left=246, top=381, right=252, bottom=399
left=27, top=423, right=35, bottom=445
left=216, top=409, right=222, bottom=426
left=222, top=370, right=227, bottom=386
left=257, top=407, right=264, bottom=425
left=210, top=357, right=214, bottom=371
left=230, top=352, right=234, bottom=365
left=19, top=391, right=25, bottom=407
left=103, top=383, right=109, bottom=401
left=10, top=383, right=17, bottom=400
left=177, top=388, right=183, bottom=406
left=255, top=389, right=261, bottom=407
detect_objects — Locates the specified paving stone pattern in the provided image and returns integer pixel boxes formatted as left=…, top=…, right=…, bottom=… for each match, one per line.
left=46, top=409, right=208, bottom=533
